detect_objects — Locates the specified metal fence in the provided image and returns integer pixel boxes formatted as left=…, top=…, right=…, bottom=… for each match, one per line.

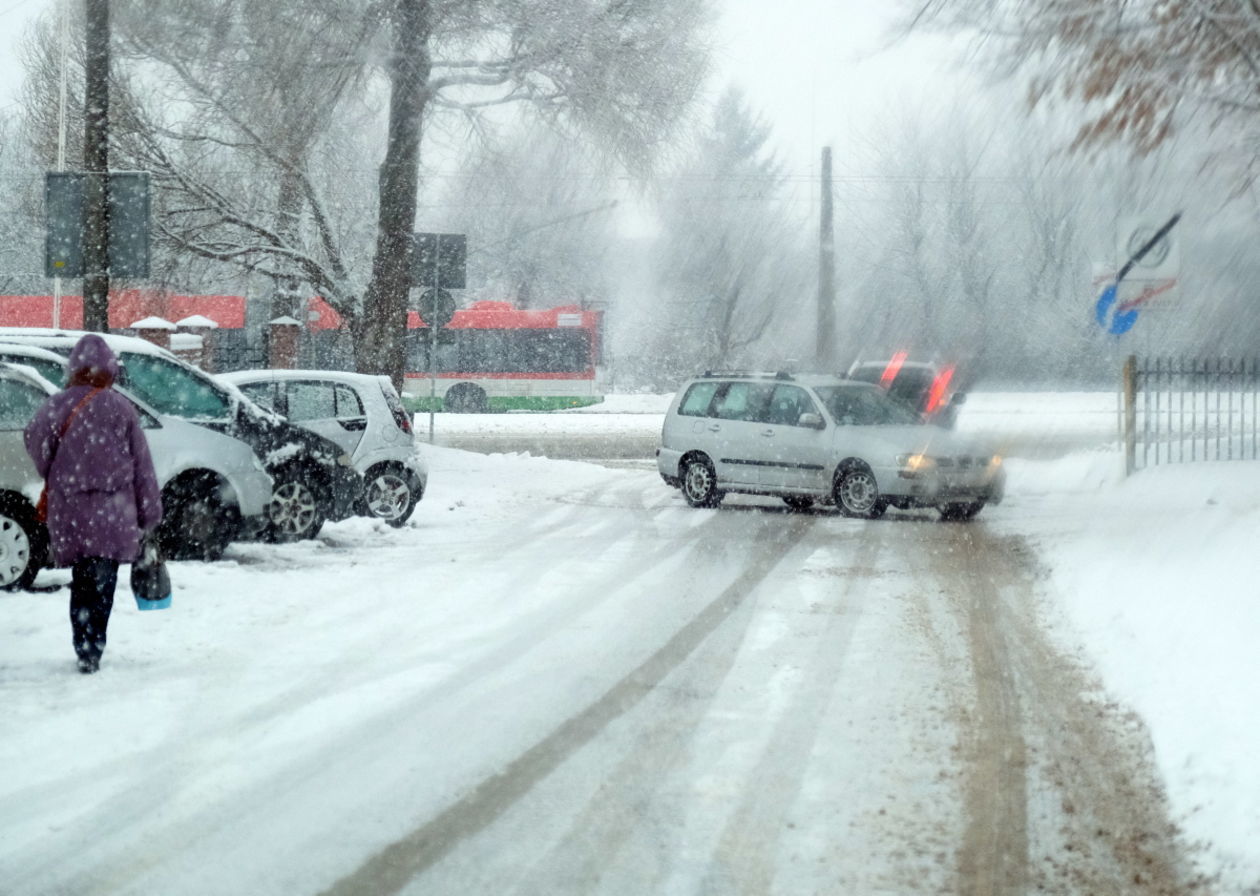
left=1123, top=355, right=1260, bottom=473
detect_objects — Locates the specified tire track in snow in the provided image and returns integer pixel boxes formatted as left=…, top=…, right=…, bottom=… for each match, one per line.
left=927, top=524, right=1202, bottom=895
left=316, top=515, right=814, bottom=896
left=0, top=482, right=702, bottom=895
left=4, top=492, right=786, bottom=896
left=698, top=521, right=884, bottom=895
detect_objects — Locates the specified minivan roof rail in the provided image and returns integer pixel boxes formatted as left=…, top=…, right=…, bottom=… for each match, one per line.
left=700, top=370, right=795, bottom=380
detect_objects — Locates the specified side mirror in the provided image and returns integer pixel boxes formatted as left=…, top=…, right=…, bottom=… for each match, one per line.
left=798, top=412, right=825, bottom=430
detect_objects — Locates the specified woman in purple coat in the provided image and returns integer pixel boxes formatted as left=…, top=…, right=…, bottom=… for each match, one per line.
left=24, top=334, right=163, bottom=674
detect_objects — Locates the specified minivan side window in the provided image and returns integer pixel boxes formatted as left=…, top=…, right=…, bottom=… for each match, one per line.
left=713, top=382, right=774, bottom=422
left=678, top=381, right=719, bottom=417
left=764, top=385, right=818, bottom=427
left=118, top=353, right=233, bottom=421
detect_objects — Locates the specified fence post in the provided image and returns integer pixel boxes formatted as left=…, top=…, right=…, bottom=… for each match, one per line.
left=1123, top=355, right=1138, bottom=476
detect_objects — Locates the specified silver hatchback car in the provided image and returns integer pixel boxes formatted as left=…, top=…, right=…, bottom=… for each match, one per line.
left=657, top=371, right=1005, bottom=520
left=221, top=369, right=427, bottom=527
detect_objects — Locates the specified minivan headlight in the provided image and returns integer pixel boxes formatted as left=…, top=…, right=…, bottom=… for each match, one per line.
left=338, top=453, right=355, bottom=467
left=897, top=453, right=935, bottom=472
left=989, top=454, right=1003, bottom=468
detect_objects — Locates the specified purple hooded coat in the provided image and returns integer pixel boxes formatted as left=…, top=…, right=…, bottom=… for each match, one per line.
left=23, top=335, right=163, bottom=565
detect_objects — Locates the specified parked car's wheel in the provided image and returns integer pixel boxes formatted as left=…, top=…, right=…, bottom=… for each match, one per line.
left=834, top=465, right=887, bottom=519
left=264, top=466, right=327, bottom=542
left=364, top=464, right=420, bottom=527
left=445, top=382, right=488, bottom=413
left=0, top=495, right=45, bottom=591
left=681, top=455, right=723, bottom=508
left=939, top=501, right=984, bottom=521
left=782, top=496, right=814, bottom=511
left=158, top=473, right=238, bottom=561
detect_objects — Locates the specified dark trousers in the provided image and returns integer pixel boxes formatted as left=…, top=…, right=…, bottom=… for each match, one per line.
left=70, top=558, right=120, bottom=662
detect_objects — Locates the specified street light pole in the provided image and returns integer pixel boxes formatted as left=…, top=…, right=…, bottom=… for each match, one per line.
left=817, top=146, right=836, bottom=368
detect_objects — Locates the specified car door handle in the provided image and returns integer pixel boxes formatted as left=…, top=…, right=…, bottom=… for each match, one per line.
left=707, top=424, right=721, bottom=432
left=760, top=429, right=775, bottom=437
left=338, top=418, right=368, bottom=431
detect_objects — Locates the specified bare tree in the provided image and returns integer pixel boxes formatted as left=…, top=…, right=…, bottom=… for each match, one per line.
left=646, top=87, right=808, bottom=380
left=16, top=0, right=711, bottom=385
left=436, top=126, right=620, bottom=308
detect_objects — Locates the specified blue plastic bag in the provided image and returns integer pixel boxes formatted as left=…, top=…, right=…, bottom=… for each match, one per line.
left=132, top=535, right=172, bottom=611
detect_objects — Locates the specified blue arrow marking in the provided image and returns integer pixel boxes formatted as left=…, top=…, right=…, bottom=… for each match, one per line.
left=1095, top=282, right=1140, bottom=335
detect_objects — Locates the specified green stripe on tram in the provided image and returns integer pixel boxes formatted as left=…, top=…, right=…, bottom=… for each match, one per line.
left=403, top=395, right=604, bottom=413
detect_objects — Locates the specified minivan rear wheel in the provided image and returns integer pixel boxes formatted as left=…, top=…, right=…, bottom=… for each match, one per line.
left=681, top=456, right=723, bottom=508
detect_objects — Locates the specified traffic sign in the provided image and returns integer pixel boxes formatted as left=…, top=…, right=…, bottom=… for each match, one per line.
left=412, top=232, right=466, bottom=290
left=418, top=287, right=456, bottom=329
left=45, top=171, right=151, bottom=278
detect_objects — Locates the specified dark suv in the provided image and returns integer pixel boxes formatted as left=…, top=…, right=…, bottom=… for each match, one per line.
left=0, top=328, right=362, bottom=542
left=846, top=357, right=964, bottom=429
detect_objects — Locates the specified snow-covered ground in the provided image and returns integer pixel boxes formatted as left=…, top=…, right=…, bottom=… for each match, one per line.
left=1, top=391, right=1257, bottom=893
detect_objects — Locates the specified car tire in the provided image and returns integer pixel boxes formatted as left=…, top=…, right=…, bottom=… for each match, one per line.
left=939, top=501, right=984, bottom=521
left=834, top=465, right=887, bottom=519
left=0, top=495, right=46, bottom=591
left=158, top=474, right=238, bottom=561
left=681, top=455, right=723, bottom=508
left=364, top=464, right=420, bottom=527
left=445, top=383, right=488, bottom=413
left=782, top=496, right=814, bottom=511
left=264, top=466, right=327, bottom=542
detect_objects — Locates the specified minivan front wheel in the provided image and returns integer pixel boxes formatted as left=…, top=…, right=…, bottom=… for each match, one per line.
left=681, top=456, right=723, bottom=508
left=834, top=466, right=887, bottom=519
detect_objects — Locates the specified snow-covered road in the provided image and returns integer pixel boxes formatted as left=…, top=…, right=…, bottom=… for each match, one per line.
left=0, top=449, right=1206, bottom=895
left=3, top=393, right=1258, bottom=894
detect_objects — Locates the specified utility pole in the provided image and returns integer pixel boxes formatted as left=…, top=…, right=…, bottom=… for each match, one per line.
left=817, top=146, right=836, bottom=368
left=82, top=0, right=110, bottom=332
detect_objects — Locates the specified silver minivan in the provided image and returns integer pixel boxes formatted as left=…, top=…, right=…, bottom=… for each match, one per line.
left=657, top=371, right=1005, bottom=520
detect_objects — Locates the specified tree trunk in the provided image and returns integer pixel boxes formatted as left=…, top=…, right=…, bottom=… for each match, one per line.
left=83, top=0, right=111, bottom=332
left=357, top=0, right=432, bottom=391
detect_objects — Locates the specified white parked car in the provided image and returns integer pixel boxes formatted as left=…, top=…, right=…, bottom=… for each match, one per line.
left=0, top=362, right=274, bottom=589
left=657, top=371, right=1005, bottom=520
left=221, top=369, right=426, bottom=527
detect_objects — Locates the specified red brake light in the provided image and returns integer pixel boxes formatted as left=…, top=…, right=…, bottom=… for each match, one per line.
left=880, top=351, right=909, bottom=388
left=925, top=365, right=955, bottom=414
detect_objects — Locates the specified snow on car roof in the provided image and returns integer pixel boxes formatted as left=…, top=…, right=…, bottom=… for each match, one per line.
left=0, top=327, right=181, bottom=358
left=220, top=369, right=393, bottom=389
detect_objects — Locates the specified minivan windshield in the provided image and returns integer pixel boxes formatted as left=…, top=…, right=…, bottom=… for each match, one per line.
left=814, top=385, right=923, bottom=426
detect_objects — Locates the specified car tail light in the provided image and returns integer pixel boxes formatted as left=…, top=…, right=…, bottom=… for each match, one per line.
left=880, top=351, right=908, bottom=388
left=925, top=365, right=955, bottom=415
left=379, top=380, right=414, bottom=434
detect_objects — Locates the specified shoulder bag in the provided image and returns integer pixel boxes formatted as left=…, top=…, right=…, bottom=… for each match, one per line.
left=35, top=388, right=104, bottom=523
